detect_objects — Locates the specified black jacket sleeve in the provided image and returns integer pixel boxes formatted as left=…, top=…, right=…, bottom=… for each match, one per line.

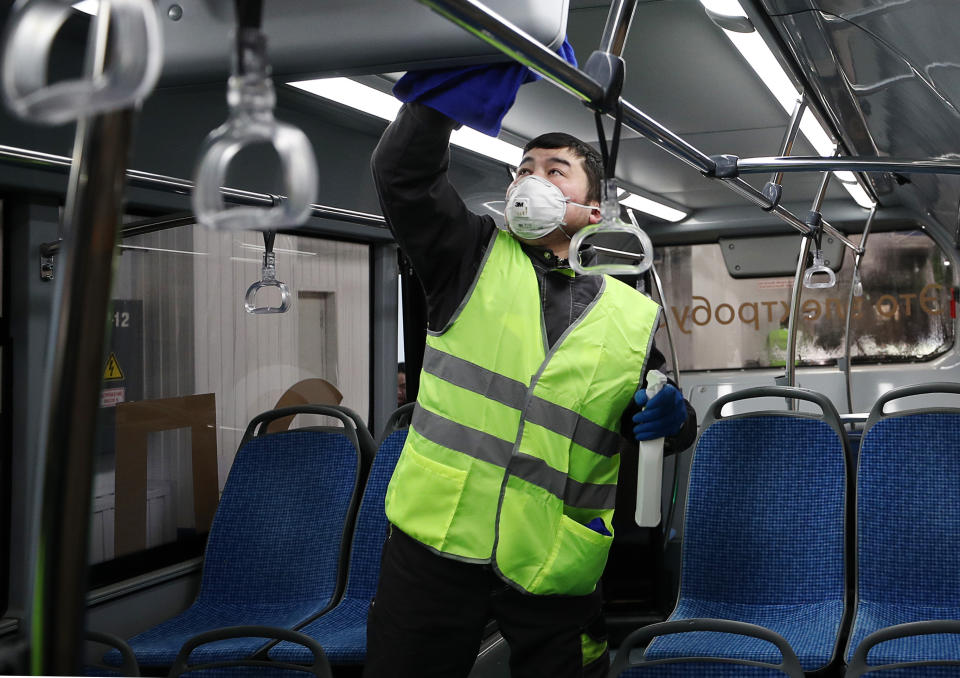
left=620, top=342, right=698, bottom=455
left=371, top=102, right=497, bottom=330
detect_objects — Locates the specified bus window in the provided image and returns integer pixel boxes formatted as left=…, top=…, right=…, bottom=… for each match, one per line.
left=654, top=229, right=955, bottom=371
left=89, top=221, right=370, bottom=585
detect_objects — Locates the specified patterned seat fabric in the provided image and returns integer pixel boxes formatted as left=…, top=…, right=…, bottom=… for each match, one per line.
left=106, top=429, right=360, bottom=668
left=268, top=423, right=410, bottom=665
left=625, top=416, right=848, bottom=677
left=846, top=412, right=960, bottom=676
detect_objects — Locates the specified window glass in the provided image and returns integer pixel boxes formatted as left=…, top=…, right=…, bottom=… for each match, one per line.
left=90, top=222, right=370, bottom=582
left=654, top=230, right=955, bottom=371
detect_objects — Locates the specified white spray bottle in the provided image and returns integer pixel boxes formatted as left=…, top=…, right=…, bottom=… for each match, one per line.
left=635, top=369, right=667, bottom=527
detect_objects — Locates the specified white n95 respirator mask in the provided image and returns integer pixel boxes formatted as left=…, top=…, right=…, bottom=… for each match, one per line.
left=504, top=175, right=594, bottom=240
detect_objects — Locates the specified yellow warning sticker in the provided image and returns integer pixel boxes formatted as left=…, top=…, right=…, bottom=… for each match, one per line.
left=103, top=353, right=124, bottom=381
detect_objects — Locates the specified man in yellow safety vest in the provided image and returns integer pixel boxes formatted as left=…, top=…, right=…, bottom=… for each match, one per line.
left=365, top=92, right=696, bottom=678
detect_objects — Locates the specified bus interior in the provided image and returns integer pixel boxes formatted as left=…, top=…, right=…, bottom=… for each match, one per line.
left=1, top=0, right=960, bottom=676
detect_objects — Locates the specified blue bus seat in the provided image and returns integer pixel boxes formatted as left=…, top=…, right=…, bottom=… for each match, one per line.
left=845, top=383, right=960, bottom=678
left=166, top=404, right=414, bottom=675
left=103, top=405, right=368, bottom=672
left=610, top=387, right=851, bottom=678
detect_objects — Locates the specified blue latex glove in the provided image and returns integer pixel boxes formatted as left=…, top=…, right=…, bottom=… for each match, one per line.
left=632, top=384, right=687, bottom=441
left=586, top=517, right=612, bottom=537
left=392, top=38, right=577, bottom=136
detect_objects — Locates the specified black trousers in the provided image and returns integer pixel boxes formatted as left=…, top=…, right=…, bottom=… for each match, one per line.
left=364, top=527, right=609, bottom=678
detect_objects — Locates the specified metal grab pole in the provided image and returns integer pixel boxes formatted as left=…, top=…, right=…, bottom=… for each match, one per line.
left=769, top=96, right=807, bottom=189
left=843, top=206, right=877, bottom=418
left=599, top=0, right=640, bottom=56
left=29, top=16, right=138, bottom=676
left=650, top=264, right=681, bottom=389
left=0, top=145, right=388, bottom=228
left=784, top=171, right=832, bottom=403
left=736, top=156, right=960, bottom=175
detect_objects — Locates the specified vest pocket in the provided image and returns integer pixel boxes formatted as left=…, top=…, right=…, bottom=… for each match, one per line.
left=385, top=446, right=468, bottom=550
left=535, top=514, right=613, bottom=596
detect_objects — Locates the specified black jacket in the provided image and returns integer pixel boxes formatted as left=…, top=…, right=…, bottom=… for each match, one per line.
left=372, top=102, right=696, bottom=454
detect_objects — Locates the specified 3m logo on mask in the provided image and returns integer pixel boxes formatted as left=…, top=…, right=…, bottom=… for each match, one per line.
left=512, top=199, right=529, bottom=217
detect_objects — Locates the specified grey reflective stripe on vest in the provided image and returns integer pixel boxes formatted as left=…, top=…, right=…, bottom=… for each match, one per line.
left=422, top=345, right=527, bottom=409
left=424, top=345, right=620, bottom=458
left=525, top=397, right=622, bottom=458
left=509, top=453, right=617, bottom=510
left=412, top=405, right=514, bottom=467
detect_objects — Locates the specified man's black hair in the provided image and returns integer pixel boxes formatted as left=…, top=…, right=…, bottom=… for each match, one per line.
left=523, top=132, right=604, bottom=203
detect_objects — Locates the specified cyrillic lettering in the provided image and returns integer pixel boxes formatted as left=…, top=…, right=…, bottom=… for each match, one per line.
left=738, top=302, right=759, bottom=330
left=876, top=294, right=899, bottom=319
left=671, top=305, right=691, bottom=334
left=715, top=303, right=735, bottom=325
left=802, top=299, right=821, bottom=320
left=691, top=296, right=711, bottom=326
left=921, top=283, right=944, bottom=315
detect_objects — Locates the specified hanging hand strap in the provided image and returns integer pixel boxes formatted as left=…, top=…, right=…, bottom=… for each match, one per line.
left=192, top=0, right=318, bottom=232
left=1, top=0, right=162, bottom=124
left=802, top=216, right=837, bottom=289
left=570, top=105, right=654, bottom=276
left=244, top=230, right=291, bottom=314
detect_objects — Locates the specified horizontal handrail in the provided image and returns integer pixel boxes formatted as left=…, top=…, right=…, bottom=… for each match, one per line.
left=737, top=156, right=960, bottom=175
left=416, top=0, right=869, bottom=255
left=0, top=144, right=387, bottom=228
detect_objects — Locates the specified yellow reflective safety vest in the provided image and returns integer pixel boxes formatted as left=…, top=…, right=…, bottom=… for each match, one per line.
left=385, top=230, right=661, bottom=596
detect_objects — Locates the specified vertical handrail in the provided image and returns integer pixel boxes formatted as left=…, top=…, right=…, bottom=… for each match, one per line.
left=29, top=12, right=136, bottom=675
left=784, top=171, right=832, bottom=403
left=599, top=0, right=640, bottom=57
left=650, top=263, right=680, bottom=389
left=767, top=96, right=806, bottom=191
left=843, top=205, right=877, bottom=419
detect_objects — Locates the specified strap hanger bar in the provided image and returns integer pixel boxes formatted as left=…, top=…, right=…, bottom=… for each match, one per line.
left=737, top=157, right=960, bottom=175
left=416, top=0, right=876, bottom=257
left=0, top=144, right=387, bottom=228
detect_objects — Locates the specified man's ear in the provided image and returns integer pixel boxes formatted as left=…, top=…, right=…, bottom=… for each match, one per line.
left=588, top=204, right=602, bottom=224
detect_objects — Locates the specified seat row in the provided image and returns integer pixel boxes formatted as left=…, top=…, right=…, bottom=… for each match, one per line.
left=90, top=402, right=414, bottom=678
left=610, top=382, right=960, bottom=678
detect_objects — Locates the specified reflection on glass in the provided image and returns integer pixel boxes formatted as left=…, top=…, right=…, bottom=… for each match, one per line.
left=654, top=230, right=955, bottom=371
left=90, top=222, right=370, bottom=579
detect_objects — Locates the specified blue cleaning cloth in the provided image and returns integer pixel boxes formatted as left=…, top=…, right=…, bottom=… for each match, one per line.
left=393, top=38, right=577, bottom=136
left=586, top=517, right=612, bottom=537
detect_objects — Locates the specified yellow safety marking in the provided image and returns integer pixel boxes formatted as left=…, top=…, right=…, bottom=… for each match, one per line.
left=103, top=353, right=125, bottom=381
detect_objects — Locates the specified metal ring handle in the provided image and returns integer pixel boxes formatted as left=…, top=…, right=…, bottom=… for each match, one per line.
left=193, top=116, right=318, bottom=232
left=569, top=217, right=654, bottom=276
left=244, top=278, right=291, bottom=314
left=803, top=264, right=837, bottom=289
left=1, top=0, right=162, bottom=124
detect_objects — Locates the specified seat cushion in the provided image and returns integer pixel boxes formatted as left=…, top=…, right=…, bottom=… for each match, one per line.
left=268, top=596, right=372, bottom=665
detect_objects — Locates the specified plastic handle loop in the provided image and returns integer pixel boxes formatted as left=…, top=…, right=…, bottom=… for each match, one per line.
left=803, top=248, right=837, bottom=289
left=244, top=251, right=291, bottom=314
left=852, top=270, right=864, bottom=297
left=193, top=30, right=318, bottom=232
left=570, top=181, right=654, bottom=276
left=1, top=0, right=162, bottom=125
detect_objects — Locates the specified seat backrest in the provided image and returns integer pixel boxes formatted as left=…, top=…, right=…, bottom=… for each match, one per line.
left=342, top=403, right=414, bottom=600
left=678, top=387, right=849, bottom=607
left=196, top=406, right=363, bottom=608
left=857, top=383, right=960, bottom=607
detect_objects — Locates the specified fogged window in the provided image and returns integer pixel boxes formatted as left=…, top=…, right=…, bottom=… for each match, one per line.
left=90, top=222, right=370, bottom=581
left=655, top=230, right=955, bottom=371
